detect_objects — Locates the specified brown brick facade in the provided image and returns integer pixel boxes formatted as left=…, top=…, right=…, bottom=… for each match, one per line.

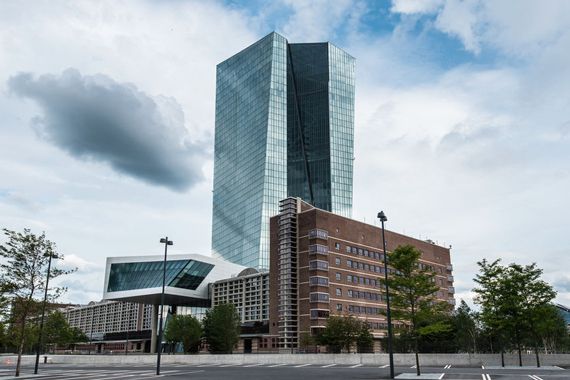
left=269, top=198, right=454, bottom=352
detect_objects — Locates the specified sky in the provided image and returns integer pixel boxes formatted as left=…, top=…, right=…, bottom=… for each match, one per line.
left=1, top=0, right=569, bottom=307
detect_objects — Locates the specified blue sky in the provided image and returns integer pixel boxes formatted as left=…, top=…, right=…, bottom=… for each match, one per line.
left=0, top=0, right=569, bottom=307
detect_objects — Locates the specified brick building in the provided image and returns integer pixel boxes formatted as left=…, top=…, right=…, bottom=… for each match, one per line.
left=269, top=197, right=454, bottom=352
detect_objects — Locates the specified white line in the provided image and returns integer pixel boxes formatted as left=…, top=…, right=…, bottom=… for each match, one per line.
left=243, top=363, right=263, bottom=367
left=219, top=364, right=235, bottom=367
left=350, top=364, right=363, bottom=368
left=482, top=365, right=485, bottom=369
left=411, top=365, right=417, bottom=368
left=267, top=363, right=287, bottom=367
left=294, top=364, right=312, bottom=368
left=438, top=374, right=445, bottom=380
left=321, top=364, right=337, bottom=368
left=379, top=364, right=390, bottom=368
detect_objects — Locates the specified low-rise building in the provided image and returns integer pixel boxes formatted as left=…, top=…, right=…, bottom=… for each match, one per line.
left=269, top=197, right=455, bottom=352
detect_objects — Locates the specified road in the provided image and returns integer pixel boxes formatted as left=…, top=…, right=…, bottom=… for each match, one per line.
left=0, top=362, right=568, bottom=379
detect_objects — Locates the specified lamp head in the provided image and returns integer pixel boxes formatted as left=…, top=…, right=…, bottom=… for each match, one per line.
left=377, top=211, right=387, bottom=222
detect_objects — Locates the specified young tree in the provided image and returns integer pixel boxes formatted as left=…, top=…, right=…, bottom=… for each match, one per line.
left=202, top=304, right=240, bottom=354
left=43, top=311, right=88, bottom=351
left=453, top=300, right=479, bottom=353
left=317, top=315, right=365, bottom=353
left=164, top=314, right=202, bottom=353
left=0, top=228, right=75, bottom=376
left=473, top=259, right=556, bottom=367
left=379, top=244, right=449, bottom=376
left=531, top=304, right=568, bottom=354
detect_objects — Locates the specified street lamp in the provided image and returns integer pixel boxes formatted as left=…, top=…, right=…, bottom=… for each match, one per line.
left=156, top=237, right=173, bottom=376
left=378, top=211, right=395, bottom=379
left=34, top=252, right=58, bottom=374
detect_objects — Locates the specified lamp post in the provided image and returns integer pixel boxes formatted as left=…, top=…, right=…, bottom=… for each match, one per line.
left=34, top=252, right=57, bottom=374
left=378, top=211, right=394, bottom=379
left=156, top=237, right=172, bottom=376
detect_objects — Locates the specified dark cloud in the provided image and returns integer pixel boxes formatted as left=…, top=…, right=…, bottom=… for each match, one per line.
left=8, top=68, right=204, bottom=191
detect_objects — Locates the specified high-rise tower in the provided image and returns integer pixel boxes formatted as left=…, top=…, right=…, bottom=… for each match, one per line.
left=212, top=32, right=355, bottom=269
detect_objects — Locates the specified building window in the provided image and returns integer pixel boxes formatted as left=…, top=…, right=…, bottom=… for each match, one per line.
left=309, top=260, right=329, bottom=270
left=335, top=257, right=341, bottom=265
left=310, top=309, right=330, bottom=319
left=335, top=242, right=341, bottom=250
left=336, top=288, right=341, bottom=296
left=336, top=304, right=342, bottom=311
left=310, top=276, right=329, bottom=286
left=309, top=229, right=329, bottom=240
left=347, top=275, right=352, bottom=282
left=335, top=272, right=341, bottom=281
left=310, top=292, right=330, bottom=302
left=309, top=244, right=328, bottom=255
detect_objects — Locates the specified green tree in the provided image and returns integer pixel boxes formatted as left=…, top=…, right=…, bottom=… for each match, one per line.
left=453, top=300, right=479, bottom=353
left=298, top=332, right=314, bottom=352
left=203, top=304, right=240, bottom=354
left=43, top=311, right=87, bottom=351
left=379, top=244, right=450, bottom=376
left=0, top=228, right=75, bottom=376
left=530, top=304, right=568, bottom=354
left=473, top=259, right=557, bottom=366
left=317, top=315, right=373, bottom=353
left=164, top=314, right=202, bottom=353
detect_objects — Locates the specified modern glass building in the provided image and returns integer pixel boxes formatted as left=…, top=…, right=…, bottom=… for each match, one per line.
left=212, top=32, right=355, bottom=269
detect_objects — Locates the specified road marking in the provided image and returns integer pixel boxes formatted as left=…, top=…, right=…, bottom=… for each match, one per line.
left=482, top=365, right=485, bottom=369
left=294, top=364, right=312, bottom=368
left=379, top=364, right=390, bottom=368
left=244, top=363, right=263, bottom=367
left=219, top=364, right=235, bottom=367
left=321, top=364, right=337, bottom=368
left=529, top=375, right=544, bottom=380
left=411, top=365, right=417, bottom=368
left=267, top=363, right=287, bottom=367
left=349, top=364, right=363, bottom=368
left=444, top=364, right=452, bottom=369
left=481, top=374, right=491, bottom=380
left=438, top=374, right=445, bottom=380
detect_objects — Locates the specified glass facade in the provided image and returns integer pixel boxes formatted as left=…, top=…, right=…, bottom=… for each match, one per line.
left=107, top=260, right=214, bottom=292
left=212, top=32, right=354, bottom=269
left=212, top=32, right=288, bottom=270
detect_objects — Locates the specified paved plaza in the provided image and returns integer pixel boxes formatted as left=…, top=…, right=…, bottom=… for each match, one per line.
left=0, top=362, right=568, bottom=380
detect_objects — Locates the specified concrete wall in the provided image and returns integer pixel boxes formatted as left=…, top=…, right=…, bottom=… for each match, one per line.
left=5, top=353, right=570, bottom=366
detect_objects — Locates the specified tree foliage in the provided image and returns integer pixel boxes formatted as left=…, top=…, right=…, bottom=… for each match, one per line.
left=317, top=315, right=372, bottom=353
left=0, top=228, right=75, bottom=376
left=379, top=244, right=451, bottom=375
left=164, top=314, right=202, bottom=353
left=473, top=259, right=557, bottom=365
left=202, top=304, right=240, bottom=354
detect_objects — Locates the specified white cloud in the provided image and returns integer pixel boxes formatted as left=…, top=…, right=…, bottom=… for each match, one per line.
left=391, top=0, right=444, bottom=15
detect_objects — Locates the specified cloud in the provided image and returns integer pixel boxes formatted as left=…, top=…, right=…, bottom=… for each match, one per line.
left=391, top=0, right=444, bottom=15
left=280, top=0, right=366, bottom=42
left=8, top=68, right=205, bottom=192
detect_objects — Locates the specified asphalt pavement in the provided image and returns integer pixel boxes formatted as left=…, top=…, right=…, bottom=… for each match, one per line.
left=0, top=362, right=568, bottom=380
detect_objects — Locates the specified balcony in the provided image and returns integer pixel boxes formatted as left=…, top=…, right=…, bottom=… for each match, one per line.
left=446, top=264, right=453, bottom=272
left=447, top=298, right=456, bottom=305
left=448, top=286, right=455, bottom=294
left=447, top=275, right=454, bottom=282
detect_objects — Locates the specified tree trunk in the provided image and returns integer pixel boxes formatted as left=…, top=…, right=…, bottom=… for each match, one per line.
left=534, top=344, right=540, bottom=368
left=501, top=349, right=505, bottom=367
left=516, top=329, right=523, bottom=367
left=15, top=313, right=27, bottom=377
left=415, top=337, right=420, bottom=376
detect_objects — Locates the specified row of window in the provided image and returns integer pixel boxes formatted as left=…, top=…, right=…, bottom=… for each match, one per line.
left=334, top=288, right=385, bottom=301
left=347, top=305, right=386, bottom=315
left=334, top=272, right=380, bottom=287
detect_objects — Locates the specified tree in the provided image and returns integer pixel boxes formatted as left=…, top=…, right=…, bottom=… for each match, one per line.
left=473, top=259, right=557, bottom=366
left=453, top=300, right=478, bottom=353
left=317, top=315, right=373, bottom=353
left=298, top=332, right=314, bottom=352
left=43, top=311, right=88, bottom=351
left=202, top=304, right=240, bottom=354
left=531, top=304, right=569, bottom=354
left=379, top=244, right=450, bottom=376
left=164, top=314, right=202, bottom=353
left=0, top=228, right=75, bottom=376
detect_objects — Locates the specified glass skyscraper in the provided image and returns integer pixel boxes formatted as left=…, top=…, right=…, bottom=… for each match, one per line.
left=212, top=32, right=355, bottom=269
